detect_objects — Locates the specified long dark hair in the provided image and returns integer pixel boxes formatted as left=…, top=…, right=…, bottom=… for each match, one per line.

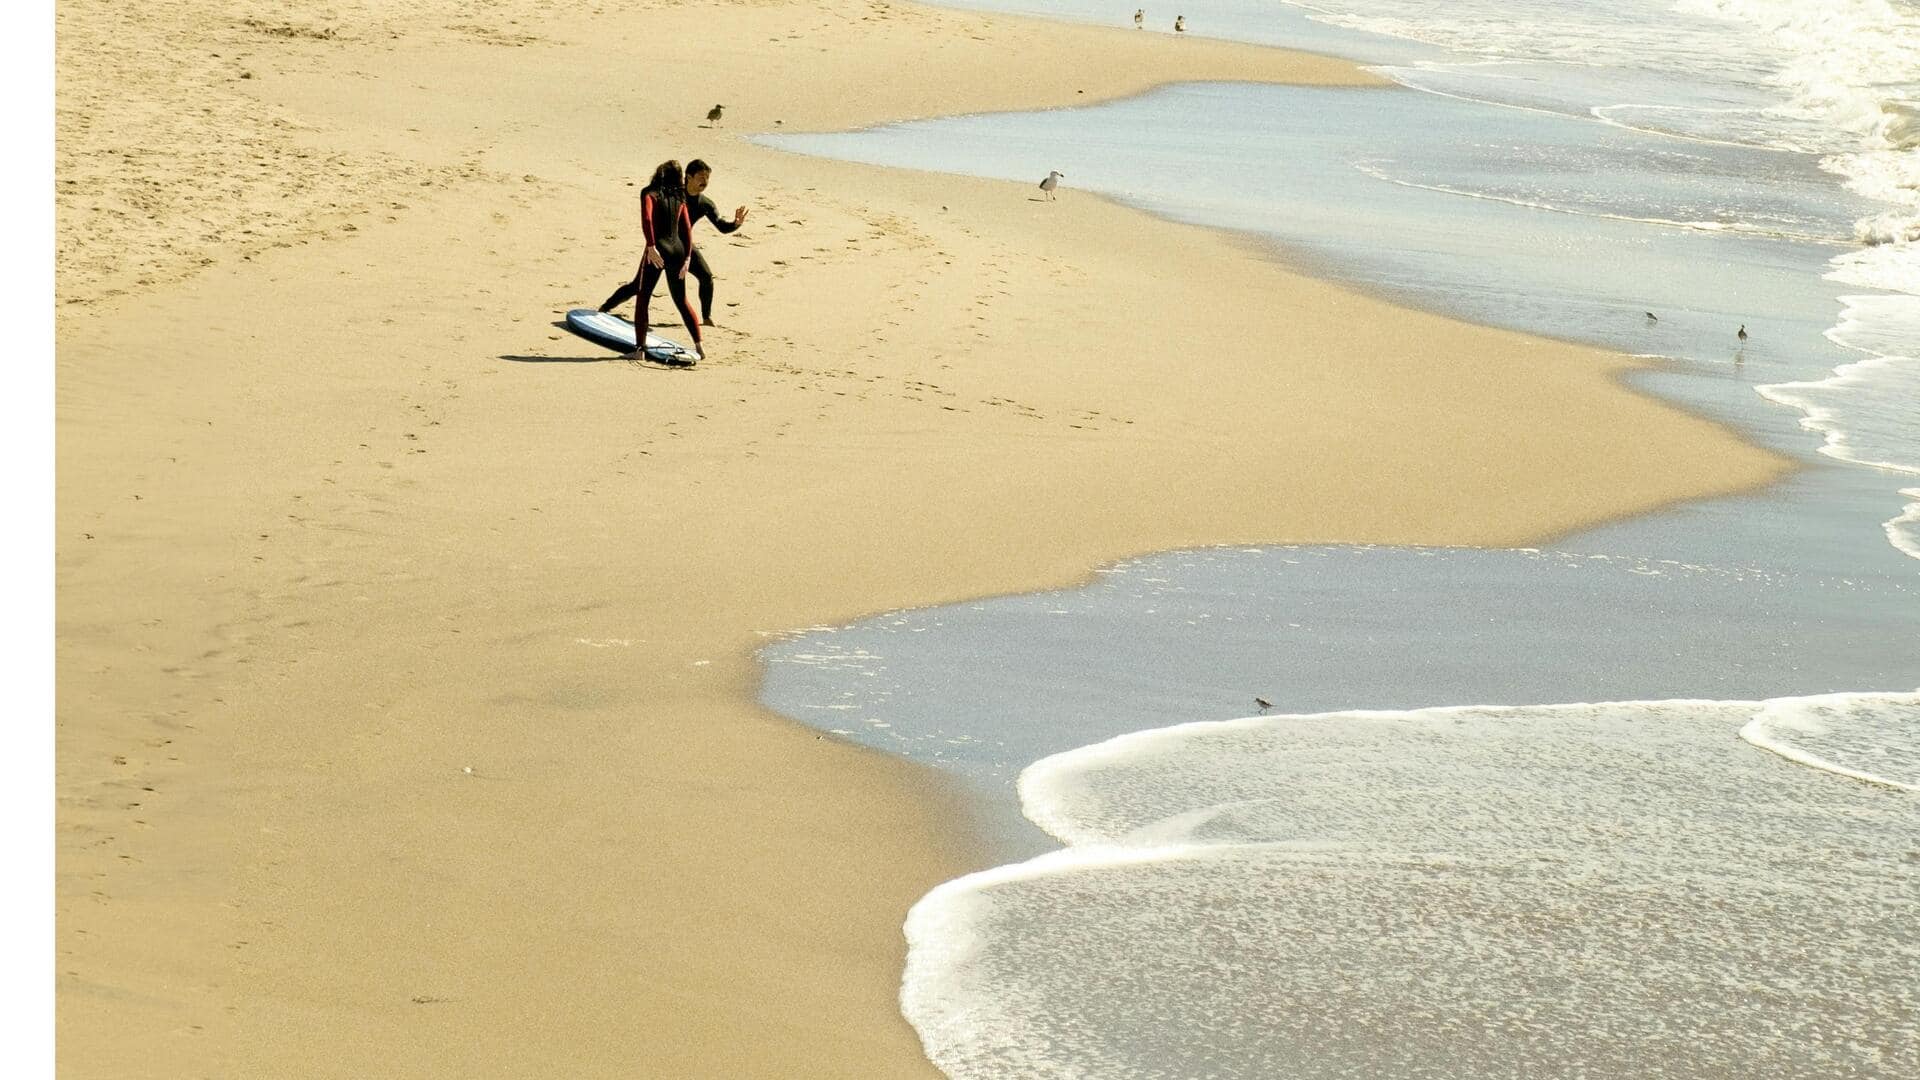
left=644, top=159, right=684, bottom=196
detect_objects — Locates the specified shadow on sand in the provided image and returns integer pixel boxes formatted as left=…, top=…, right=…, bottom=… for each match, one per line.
left=495, top=319, right=692, bottom=368
left=497, top=353, right=691, bottom=370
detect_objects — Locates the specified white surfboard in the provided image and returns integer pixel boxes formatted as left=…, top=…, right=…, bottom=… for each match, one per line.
left=564, top=308, right=699, bottom=365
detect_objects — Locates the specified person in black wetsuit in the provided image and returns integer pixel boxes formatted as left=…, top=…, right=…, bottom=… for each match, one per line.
left=598, top=159, right=704, bottom=361
left=681, top=158, right=749, bottom=326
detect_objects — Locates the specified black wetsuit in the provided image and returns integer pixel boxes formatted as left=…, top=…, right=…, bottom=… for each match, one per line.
left=685, top=194, right=740, bottom=322
left=597, top=186, right=702, bottom=351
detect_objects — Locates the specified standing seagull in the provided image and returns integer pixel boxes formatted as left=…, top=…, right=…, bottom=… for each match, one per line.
left=1174, top=14, right=1186, bottom=33
left=706, top=104, right=725, bottom=126
left=1134, top=8, right=1144, bottom=28
left=1737, top=324, right=1748, bottom=342
left=1039, top=170, right=1065, bottom=200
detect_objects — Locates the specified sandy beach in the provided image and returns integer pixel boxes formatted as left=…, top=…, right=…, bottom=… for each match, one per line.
left=56, top=1, right=1795, bottom=1075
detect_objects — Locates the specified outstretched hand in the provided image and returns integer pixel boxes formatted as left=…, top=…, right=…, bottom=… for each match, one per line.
left=733, top=206, right=750, bottom=227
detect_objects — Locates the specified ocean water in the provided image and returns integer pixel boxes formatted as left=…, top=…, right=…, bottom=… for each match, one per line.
left=755, top=1, right=1919, bottom=1075
left=909, top=695, right=1919, bottom=1079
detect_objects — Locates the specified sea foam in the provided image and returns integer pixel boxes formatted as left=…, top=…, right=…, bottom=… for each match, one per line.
left=904, top=695, right=1920, bottom=1079
left=1740, top=690, right=1920, bottom=789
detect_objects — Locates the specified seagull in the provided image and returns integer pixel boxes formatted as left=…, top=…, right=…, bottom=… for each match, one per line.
left=1254, top=697, right=1273, bottom=711
left=706, top=104, right=725, bottom=125
left=1174, top=14, right=1186, bottom=32
left=1134, top=8, right=1144, bottom=28
left=1039, top=170, right=1064, bottom=200
left=1737, top=324, right=1748, bottom=341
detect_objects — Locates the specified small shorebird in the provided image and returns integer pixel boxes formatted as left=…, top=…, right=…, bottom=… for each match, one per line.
left=1737, top=324, right=1748, bottom=342
left=1644, top=311, right=1658, bottom=322
left=1134, top=8, right=1144, bottom=28
left=1254, top=697, right=1273, bottom=712
left=1174, top=14, right=1186, bottom=33
left=706, top=104, right=725, bottom=126
left=1039, top=170, right=1065, bottom=200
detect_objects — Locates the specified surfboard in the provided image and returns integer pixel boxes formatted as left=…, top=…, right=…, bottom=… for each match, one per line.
left=564, top=308, right=699, bottom=365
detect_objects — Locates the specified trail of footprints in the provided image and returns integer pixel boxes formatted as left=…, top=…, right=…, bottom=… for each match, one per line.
left=710, top=192, right=1131, bottom=431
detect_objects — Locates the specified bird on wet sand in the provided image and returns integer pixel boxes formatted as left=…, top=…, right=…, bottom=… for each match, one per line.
left=1039, top=170, right=1065, bottom=200
left=1175, top=14, right=1186, bottom=33
left=1644, top=311, right=1658, bottom=322
left=706, top=104, right=725, bottom=126
left=1737, top=324, right=1748, bottom=342
left=1254, top=697, right=1273, bottom=712
left=1134, top=8, right=1144, bottom=28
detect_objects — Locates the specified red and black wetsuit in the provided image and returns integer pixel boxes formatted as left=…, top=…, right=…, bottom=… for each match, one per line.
left=598, top=185, right=702, bottom=352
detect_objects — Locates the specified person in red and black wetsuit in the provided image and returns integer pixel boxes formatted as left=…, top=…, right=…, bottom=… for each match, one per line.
left=598, top=159, right=703, bottom=361
left=682, top=158, right=749, bottom=326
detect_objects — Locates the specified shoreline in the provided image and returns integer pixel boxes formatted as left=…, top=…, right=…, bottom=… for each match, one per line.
left=56, top=1, right=1795, bottom=1076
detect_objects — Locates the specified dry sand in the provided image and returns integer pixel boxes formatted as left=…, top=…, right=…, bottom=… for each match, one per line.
left=56, top=1, right=1793, bottom=1076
